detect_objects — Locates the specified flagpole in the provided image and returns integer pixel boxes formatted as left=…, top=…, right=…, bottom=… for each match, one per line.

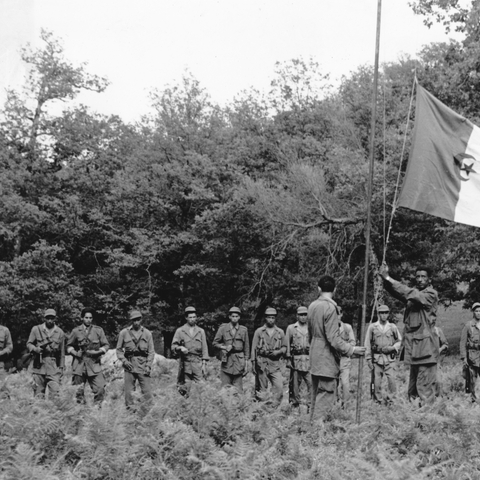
left=355, top=0, right=382, bottom=424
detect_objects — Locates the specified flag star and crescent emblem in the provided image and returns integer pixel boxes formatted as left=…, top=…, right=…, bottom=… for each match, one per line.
left=454, top=153, right=478, bottom=181
left=398, top=84, right=480, bottom=228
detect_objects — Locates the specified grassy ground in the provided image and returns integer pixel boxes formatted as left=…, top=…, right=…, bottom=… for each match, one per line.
left=1, top=351, right=479, bottom=480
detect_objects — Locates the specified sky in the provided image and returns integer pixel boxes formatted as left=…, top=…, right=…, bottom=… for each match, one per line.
left=0, top=0, right=463, bottom=122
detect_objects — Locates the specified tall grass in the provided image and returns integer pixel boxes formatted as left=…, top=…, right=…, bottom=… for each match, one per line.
left=0, top=357, right=479, bottom=480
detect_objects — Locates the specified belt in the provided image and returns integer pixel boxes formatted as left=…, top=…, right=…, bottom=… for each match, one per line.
left=127, top=351, right=148, bottom=357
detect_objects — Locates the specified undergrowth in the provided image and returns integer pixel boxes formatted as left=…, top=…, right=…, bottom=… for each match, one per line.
left=1, top=357, right=479, bottom=479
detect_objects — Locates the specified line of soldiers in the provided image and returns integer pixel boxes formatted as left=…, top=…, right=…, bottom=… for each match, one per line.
left=2, top=266, right=480, bottom=412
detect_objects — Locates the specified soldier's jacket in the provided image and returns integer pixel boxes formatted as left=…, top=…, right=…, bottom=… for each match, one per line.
left=213, top=323, right=249, bottom=375
left=365, top=321, right=401, bottom=365
left=27, top=323, right=65, bottom=375
left=116, top=326, right=155, bottom=375
left=67, top=324, right=109, bottom=376
left=0, top=326, right=13, bottom=369
left=308, top=297, right=355, bottom=379
left=386, top=281, right=439, bottom=366
left=172, top=324, right=209, bottom=375
left=286, top=322, right=310, bottom=372
left=460, top=320, right=480, bottom=367
left=251, top=325, right=287, bottom=373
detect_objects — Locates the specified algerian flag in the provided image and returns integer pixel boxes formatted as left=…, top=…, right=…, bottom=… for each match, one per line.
left=398, top=84, right=480, bottom=228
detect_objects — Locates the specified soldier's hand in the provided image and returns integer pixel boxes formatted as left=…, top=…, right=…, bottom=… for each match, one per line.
left=33, top=346, right=42, bottom=354
left=352, top=346, right=366, bottom=357
left=123, top=360, right=134, bottom=372
left=145, top=365, right=152, bottom=377
left=367, top=360, right=373, bottom=370
left=179, top=346, right=188, bottom=354
left=225, top=345, right=233, bottom=353
left=378, top=263, right=389, bottom=280
left=382, top=346, right=394, bottom=354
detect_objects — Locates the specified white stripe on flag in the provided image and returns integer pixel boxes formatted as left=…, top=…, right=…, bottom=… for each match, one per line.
left=455, top=125, right=480, bottom=228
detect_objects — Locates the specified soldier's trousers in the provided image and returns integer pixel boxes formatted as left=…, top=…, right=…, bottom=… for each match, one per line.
left=467, top=365, right=480, bottom=401
left=124, top=370, right=152, bottom=410
left=288, top=369, right=311, bottom=406
left=408, top=363, right=437, bottom=405
left=72, top=372, right=105, bottom=403
left=336, top=357, right=351, bottom=404
left=33, top=372, right=61, bottom=397
left=0, top=366, right=10, bottom=399
left=310, top=375, right=336, bottom=422
left=177, top=359, right=202, bottom=397
left=373, top=362, right=396, bottom=403
left=255, top=369, right=283, bottom=406
left=220, top=370, right=244, bottom=391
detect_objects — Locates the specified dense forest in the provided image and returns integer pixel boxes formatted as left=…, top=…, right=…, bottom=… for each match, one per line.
left=2, top=1, right=480, bottom=354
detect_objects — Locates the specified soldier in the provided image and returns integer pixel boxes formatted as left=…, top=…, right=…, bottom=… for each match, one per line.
left=365, top=305, right=402, bottom=404
left=116, top=310, right=155, bottom=411
left=251, top=307, right=287, bottom=407
left=380, top=264, right=439, bottom=405
left=26, top=308, right=65, bottom=397
left=171, top=306, right=209, bottom=396
left=67, top=308, right=109, bottom=404
left=213, top=306, right=250, bottom=391
left=0, top=320, right=13, bottom=398
left=286, top=306, right=311, bottom=409
left=460, top=302, right=480, bottom=402
left=308, top=276, right=365, bottom=422
left=337, top=307, right=356, bottom=406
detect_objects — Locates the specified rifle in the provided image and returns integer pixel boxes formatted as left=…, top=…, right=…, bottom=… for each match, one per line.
left=370, top=365, right=375, bottom=400
left=32, top=337, right=53, bottom=370
left=464, top=362, right=472, bottom=394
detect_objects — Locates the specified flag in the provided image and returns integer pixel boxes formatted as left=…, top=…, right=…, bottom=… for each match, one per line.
left=398, top=84, right=480, bottom=228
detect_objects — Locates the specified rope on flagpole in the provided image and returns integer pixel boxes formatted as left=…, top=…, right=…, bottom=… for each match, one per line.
left=382, top=73, right=418, bottom=264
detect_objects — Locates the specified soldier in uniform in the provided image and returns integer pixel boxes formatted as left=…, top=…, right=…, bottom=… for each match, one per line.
left=116, top=310, right=155, bottom=411
left=365, top=304, right=402, bottom=404
left=26, top=308, right=65, bottom=397
left=380, top=265, right=439, bottom=405
left=460, top=302, right=480, bottom=402
left=337, top=307, right=356, bottom=406
left=286, top=306, right=311, bottom=409
left=67, top=308, right=109, bottom=403
left=171, top=306, right=209, bottom=396
left=213, top=306, right=250, bottom=391
left=0, top=321, right=13, bottom=398
left=251, top=307, right=287, bottom=407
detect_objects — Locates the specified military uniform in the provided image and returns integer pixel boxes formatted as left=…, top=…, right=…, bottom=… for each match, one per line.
left=213, top=322, right=249, bottom=391
left=0, top=325, right=13, bottom=397
left=117, top=324, right=155, bottom=409
left=307, top=296, right=355, bottom=420
left=337, top=322, right=356, bottom=405
left=460, top=320, right=480, bottom=401
left=365, top=320, right=401, bottom=403
left=251, top=324, right=287, bottom=406
left=67, top=324, right=109, bottom=403
left=27, top=323, right=65, bottom=397
left=172, top=324, right=209, bottom=395
left=286, top=321, right=311, bottom=407
left=385, top=280, right=439, bottom=404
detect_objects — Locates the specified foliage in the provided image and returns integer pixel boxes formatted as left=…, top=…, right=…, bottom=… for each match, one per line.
left=1, top=354, right=480, bottom=479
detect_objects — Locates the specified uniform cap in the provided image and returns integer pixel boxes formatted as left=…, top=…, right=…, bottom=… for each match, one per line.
left=265, top=307, right=277, bottom=316
left=185, top=306, right=196, bottom=314
left=297, top=306, right=308, bottom=315
left=44, top=308, right=56, bottom=317
left=472, top=302, right=480, bottom=311
left=129, top=310, right=142, bottom=321
left=229, top=306, right=241, bottom=315
left=378, top=305, right=390, bottom=313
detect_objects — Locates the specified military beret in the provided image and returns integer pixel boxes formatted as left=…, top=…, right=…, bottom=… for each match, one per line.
left=129, top=310, right=142, bottom=320
left=185, top=306, right=196, bottom=314
left=229, top=306, right=241, bottom=315
left=378, top=305, right=390, bottom=313
left=265, top=307, right=277, bottom=316
left=472, top=302, right=480, bottom=311
left=297, top=306, right=308, bottom=314
left=44, top=308, right=56, bottom=317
